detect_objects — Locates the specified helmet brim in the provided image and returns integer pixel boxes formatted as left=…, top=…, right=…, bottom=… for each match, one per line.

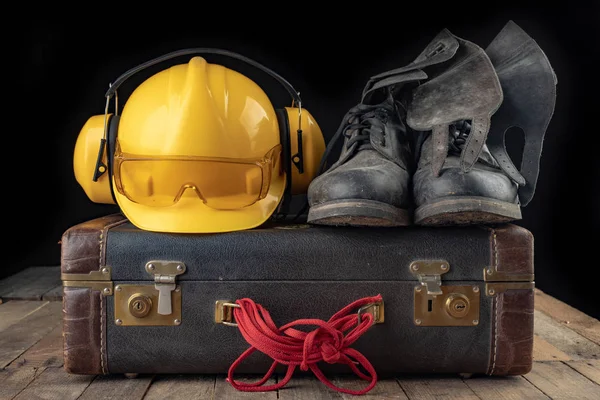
left=114, top=174, right=286, bottom=233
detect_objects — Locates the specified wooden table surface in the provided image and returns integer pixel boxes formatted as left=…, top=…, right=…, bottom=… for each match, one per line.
left=0, top=267, right=598, bottom=399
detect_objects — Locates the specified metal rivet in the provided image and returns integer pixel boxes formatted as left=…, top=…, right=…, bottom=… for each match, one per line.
left=148, top=264, right=155, bottom=270
left=174, top=319, right=181, bottom=325
left=103, top=287, right=111, bottom=295
left=415, top=286, right=422, bottom=292
left=441, top=264, right=448, bottom=270
left=176, top=265, right=183, bottom=271
left=102, top=267, right=109, bottom=274
left=472, top=319, right=479, bottom=325
left=415, top=319, right=422, bottom=325
left=487, top=269, right=493, bottom=275
left=115, top=285, right=121, bottom=291
left=473, top=286, right=479, bottom=293
left=115, top=319, right=122, bottom=325
left=488, top=289, right=495, bottom=295
left=412, top=264, right=419, bottom=271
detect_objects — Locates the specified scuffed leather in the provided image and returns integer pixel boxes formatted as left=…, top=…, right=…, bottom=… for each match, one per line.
left=488, top=289, right=534, bottom=375
left=486, top=224, right=534, bottom=375
left=363, top=28, right=460, bottom=94
left=60, top=213, right=127, bottom=274
left=307, top=96, right=413, bottom=212
left=105, top=221, right=492, bottom=281
left=106, top=281, right=493, bottom=375
left=362, top=70, right=427, bottom=101
left=63, top=287, right=106, bottom=374
left=485, top=20, right=557, bottom=206
left=413, top=140, right=519, bottom=207
left=405, top=30, right=503, bottom=175
left=489, top=224, right=534, bottom=276
left=307, top=150, right=411, bottom=208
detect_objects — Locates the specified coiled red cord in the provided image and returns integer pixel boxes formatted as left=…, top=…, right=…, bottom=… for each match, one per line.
left=226, top=294, right=382, bottom=395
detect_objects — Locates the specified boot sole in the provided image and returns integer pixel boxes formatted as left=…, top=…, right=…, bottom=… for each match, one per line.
left=415, top=196, right=521, bottom=226
left=307, top=199, right=411, bottom=227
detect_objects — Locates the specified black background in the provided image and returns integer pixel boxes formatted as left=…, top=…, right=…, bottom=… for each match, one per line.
left=10, top=6, right=599, bottom=319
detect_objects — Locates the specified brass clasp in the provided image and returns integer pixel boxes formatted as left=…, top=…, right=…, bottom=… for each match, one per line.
left=215, top=300, right=241, bottom=327
left=357, top=300, right=385, bottom=325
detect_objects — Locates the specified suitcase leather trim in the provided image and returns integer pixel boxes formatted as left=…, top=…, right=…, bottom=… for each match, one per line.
left=484, top=225, right=535, bottom=375
left=61, top=213, right=127, bottom=374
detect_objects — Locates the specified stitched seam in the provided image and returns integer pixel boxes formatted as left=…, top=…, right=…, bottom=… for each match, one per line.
left=99, top=230, right=104, bottom=268
left=490, top=296, right=499, bottom=375
left=97, top=217, right=125, bottom=374
left=100, top=292, right=106, bottom=374
left=100, top=218, right=127, bottom=266
left=493, top=231, right=498, bottom=270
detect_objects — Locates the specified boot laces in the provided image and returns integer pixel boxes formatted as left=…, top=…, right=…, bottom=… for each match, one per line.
left=316, top=98, right=403, bottom=175
left=448, top=120, right=471, bottom=155
left=343, top=104, right=395, bottom=149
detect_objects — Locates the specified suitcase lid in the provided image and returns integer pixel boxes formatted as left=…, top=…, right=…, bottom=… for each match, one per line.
left=99, top=221, right=532, bottom=282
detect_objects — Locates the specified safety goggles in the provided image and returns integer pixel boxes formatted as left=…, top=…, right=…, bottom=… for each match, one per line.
left=113, top=141, right=282, bottom=210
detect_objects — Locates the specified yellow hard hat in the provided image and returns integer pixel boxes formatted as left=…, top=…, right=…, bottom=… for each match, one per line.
left=73, top=49, right=325, bottom=233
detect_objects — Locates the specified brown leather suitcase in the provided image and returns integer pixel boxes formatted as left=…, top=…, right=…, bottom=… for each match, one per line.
left=60, top=213, right=535, bottom=381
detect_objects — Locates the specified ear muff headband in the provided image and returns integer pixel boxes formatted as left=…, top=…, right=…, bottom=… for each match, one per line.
left=93, top=48, right=305, bottom=183
left=105, top=48, right=302, bottom=105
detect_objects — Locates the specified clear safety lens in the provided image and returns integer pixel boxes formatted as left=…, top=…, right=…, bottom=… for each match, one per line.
left=114, top=145, right=281, bottom=210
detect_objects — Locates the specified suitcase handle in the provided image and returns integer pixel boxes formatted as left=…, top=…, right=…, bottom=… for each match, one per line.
left=218, top=295, right=384, bottom=395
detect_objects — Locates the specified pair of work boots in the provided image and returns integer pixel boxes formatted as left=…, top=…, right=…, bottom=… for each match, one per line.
left=307, top=21, right=557, bottom=227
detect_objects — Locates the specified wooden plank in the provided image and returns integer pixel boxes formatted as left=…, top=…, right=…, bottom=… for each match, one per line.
left=278, top=375, right=342, bottom=399
left=524, top=361, right=600, bottom=400
left=0, top=301, right=62, bottom=368
left=0, top=267, right=61, bottom=301
left=143, top=375, right=215, bottom=400
left=0, top=366, right=45, bottom=400
left=41, top=286, right=63, bottom=301
left=78, top=374, right=153, bottom=400
left=214, top=374, right=277, bottom=399
left=533, top=335, right=572, bottom=361
left=9, top=324, right=64, bottom=368
left=463, top=376, right=550, bottom=399
left=398, top=377, right=480, bottom=399
left=565, top=360, right=600, bottom=385
left=534, top=310, right=600, bottom=360
left=0, top=301, right=49, bottom=332
left=12, top=366, right=94, bottom=400
left=333, top=377, right=408, bottom=399
left=535, top=288, right=600, bottom=345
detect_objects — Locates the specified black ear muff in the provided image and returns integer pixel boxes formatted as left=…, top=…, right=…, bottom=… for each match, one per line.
left=275, top=108, right=292, bottom=215
left=106, top=114, right=120, bottom=203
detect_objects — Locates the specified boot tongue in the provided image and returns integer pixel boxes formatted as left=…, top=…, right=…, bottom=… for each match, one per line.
left=449, top=120, right=499, bottom=167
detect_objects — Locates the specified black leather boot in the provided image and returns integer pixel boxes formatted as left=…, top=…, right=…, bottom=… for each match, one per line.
left=306, top=90, right=413, bottom=226
left=412, top=120, right=522, bottom=225
left=407, top=21, right=557, bottom=225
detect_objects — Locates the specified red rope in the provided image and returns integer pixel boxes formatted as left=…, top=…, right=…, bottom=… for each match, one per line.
left=226, top=294, right=382, bottom=395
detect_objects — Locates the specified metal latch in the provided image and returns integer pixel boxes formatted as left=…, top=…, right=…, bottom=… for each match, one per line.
left=357, top=301, right=385, bottom=325
left=409, top=260, right=450, bottom=296
left=145, top=261, right=186, bottom=315
left=215, top=300, right=241, bottom=327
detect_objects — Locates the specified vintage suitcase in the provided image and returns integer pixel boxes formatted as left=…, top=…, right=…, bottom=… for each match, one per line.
left=60, top=213, right=535, bottom=379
